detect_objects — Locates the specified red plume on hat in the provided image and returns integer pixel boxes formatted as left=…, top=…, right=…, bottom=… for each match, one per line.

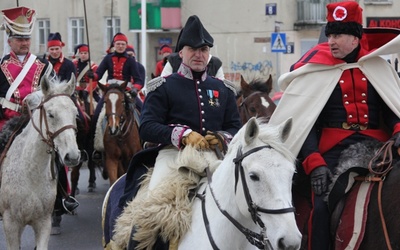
left=325, top=1, right=363, bottom=39
left=0, top=6, right=36, bottom=38
left=47, top=32, right=65, bottom=47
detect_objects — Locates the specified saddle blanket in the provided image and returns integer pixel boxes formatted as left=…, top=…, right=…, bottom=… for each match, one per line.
left=334, top=181, right=374, bottom=250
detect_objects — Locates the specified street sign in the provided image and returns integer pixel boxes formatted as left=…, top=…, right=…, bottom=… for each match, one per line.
left=265, top=3, right=277, bottom=15
left=271, top=32, right=286, bottom=52
left=285, top=42, right=294, bottom=54
left=158, top=37, right=172, bottom=45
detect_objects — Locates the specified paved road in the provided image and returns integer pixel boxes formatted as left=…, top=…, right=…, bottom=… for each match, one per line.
left=0, top=165, right=110, bottom=250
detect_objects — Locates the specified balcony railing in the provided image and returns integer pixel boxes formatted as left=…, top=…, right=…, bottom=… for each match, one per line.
left=295, top=0, right=328, bottom=26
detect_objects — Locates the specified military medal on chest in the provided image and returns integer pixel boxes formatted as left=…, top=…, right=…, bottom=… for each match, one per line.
left=207, top=89, right=220, bottom=107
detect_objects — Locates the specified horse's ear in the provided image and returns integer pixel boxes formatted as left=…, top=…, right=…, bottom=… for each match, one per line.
left=244, top=117, right=259, bottom=144
left=40, top=75, right=51, bottom=96
left=266, top=74, right=273, bottom=94
left=279, top=117, right=292, bottom=143
left=65, top=73, right=76, bottom=96
left=240, top=75, right=251, bottom=96
left=24, top=91, right=43, bottom=110
left=121, top=81, right=128, bottom=90
left=98, top=83, right=106, bottom=93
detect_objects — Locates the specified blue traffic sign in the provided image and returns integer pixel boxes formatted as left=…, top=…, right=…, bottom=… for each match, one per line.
left=271, top=32, right=286, bottom=53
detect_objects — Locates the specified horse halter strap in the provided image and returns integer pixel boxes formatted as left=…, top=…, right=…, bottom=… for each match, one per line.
left=30, top=94, right=77, bottom=147
left=202, top=145, right=295, bottom=250
left=239, top=91, right=270, bottom=122
left=234, top=145, right=295, bottom=249
left=105, top=89, right=135, bottom=137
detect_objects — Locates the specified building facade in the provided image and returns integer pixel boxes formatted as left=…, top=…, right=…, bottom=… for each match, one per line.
left=0, top=0, right=398, bottom=90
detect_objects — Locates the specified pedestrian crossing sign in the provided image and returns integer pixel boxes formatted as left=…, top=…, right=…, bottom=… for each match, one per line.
left=271, top=32, right=287, bottom=52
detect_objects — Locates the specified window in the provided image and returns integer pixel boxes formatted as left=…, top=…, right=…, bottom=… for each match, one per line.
left=105, top=17, right=121, bottom=50
left=36, top=19, right=50, bottom=55
left=69, top=18, right=85, bottom=54
left=364, top=0, right=392, bottom=4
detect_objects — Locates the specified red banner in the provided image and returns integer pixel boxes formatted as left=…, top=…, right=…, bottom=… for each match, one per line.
left=367, top=17, right=400, bottom=29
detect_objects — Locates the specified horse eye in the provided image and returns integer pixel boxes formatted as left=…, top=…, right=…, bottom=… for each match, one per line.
left=249, top=107, right=257, bottom=113
left=249, top=172, right=260, bottom=181
left=48, top=113, right=54, bottom=118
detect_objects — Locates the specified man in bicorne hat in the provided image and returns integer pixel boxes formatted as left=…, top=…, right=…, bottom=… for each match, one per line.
left=268, top=1, right=400, bottom=249
left=160, top=27, right=224, bottom=80
left=0, top=6, right=54, bottom=130
left=113, top=15, right=241, bottom=249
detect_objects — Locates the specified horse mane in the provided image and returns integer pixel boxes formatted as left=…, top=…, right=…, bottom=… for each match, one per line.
left=248, top=78, right=273, bottom=93
left=0, top=115, right=29, bottom=156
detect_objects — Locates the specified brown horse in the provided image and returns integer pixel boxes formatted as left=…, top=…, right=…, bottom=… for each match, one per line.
left=236, top=74, right=276, bottom=124
left=98, top=82, right=142, bottom=185
left=294, top=139, right=400, bottom=250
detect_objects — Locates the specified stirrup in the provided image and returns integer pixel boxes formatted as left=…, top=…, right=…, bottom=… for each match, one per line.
left=62, top=196, right=80, bottom=215
left=92, top=150, right=102, bottom=163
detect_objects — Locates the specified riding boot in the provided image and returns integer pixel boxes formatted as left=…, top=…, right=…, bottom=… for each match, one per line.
left=51, top=212, right=62, bottom=235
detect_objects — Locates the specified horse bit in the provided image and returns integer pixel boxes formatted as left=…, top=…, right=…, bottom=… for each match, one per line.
left=200, top=145, right=296, bottom=250
left=29, top=94, right=77, bottom=179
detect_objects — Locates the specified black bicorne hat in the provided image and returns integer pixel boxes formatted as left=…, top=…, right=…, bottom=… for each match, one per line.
left=177, top=15, right=214, bottom=51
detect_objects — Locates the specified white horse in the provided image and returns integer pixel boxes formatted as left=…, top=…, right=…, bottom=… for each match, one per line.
left=109, top=117, right=302, bottom=250
left=0, top=75, right=82, bottom=250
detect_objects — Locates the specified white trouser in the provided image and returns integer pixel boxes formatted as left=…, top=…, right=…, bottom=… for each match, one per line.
left=148, top=145, right=179, bottom=191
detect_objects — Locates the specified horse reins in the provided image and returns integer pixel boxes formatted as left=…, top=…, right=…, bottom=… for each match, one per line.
left=199, top=145, right=296, bottom=250
left=29, top=94, right=77, bottom=179
left=354, top=140, right=394, bottom=250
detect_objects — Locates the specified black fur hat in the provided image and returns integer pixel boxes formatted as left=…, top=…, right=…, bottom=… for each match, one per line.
left=325, top=21, right=363, bottom=39
left=325, top=1, right=363, bottom=39
left=177, top=15, right=213, bottom=51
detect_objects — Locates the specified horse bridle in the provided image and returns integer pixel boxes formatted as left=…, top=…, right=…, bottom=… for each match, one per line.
left=200, top=145, right=296, bottom=250
left=28, top=94, right=77, bottom=179
left=104, top=89, right=136, bottom=137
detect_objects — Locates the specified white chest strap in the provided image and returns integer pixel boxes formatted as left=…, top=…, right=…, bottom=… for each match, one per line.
left=6, top=54, right=37, bottom=101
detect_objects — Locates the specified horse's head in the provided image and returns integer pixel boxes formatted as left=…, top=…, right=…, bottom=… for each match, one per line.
left=237, top=75, right=276, bottom=124
left=224, top=117, right=301, bottom=249
left=26, top=74, right=82, bottom=166
left=101, top=82, right=130, bottom=135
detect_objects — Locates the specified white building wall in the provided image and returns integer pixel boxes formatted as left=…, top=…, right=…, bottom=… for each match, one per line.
left=0, top=0, right=399, bottom=91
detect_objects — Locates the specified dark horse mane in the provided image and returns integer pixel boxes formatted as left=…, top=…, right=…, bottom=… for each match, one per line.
left=247, top=78, right=273, bottom=93
left=237, top=76, right=273, bottom=98
left=0, top=114, right=29, bottom=156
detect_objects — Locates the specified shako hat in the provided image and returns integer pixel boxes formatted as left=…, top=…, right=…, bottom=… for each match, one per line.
left=177, top=15, right=214, bottom=51
left=325, top=1, right=363, bottom=39
left=159, top=44, right=172, bottom=55
left=0, top=6, right=36, bottom=38
left=113, top=32, right=128, bottom=43
left=48, top=32, right=65, bottom=47
left=73, top=44, right=89, bottom=58
left=126, top=44, right=135, bottom=53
